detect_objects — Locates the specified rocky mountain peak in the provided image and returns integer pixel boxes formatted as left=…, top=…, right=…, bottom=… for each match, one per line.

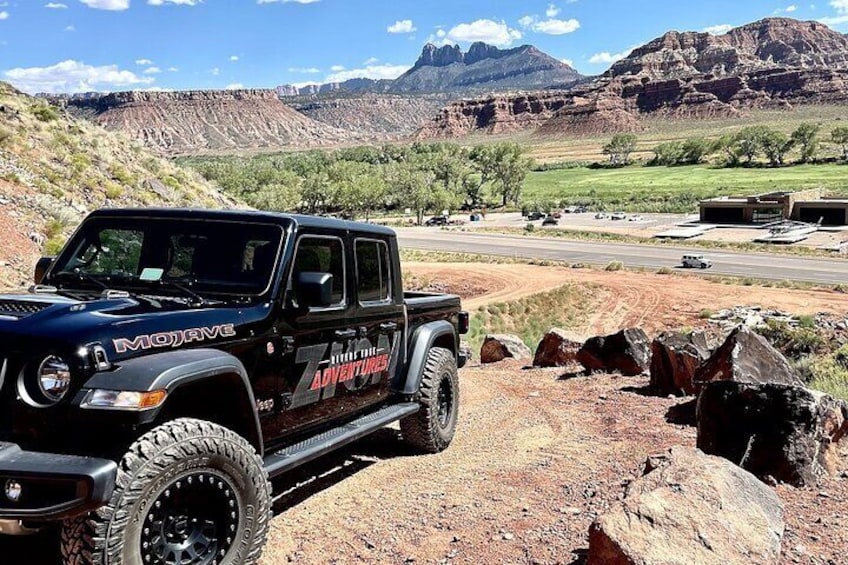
left=414, top=43, right=464, bottom=69
left=608, top=17, right=848, bottom=79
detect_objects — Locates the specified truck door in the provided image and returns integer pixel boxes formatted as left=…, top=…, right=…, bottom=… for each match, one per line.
left=349, top=237, right=404, bottom=410
left=271, top=233, right=369, bottom=441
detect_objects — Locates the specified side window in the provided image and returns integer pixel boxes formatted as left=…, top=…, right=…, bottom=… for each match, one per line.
left=356, top=239, right=391, bottom=304
left=293, top=237, right=345, bottom=306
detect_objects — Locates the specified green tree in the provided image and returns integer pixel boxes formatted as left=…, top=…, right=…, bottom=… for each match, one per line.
left=759, top=129, right=794, bottom=167
left=651, top=141, right=683, bottom=166
left=385, top=162, right=436, bottom=225
left=602, top=133, right=638, bottom=166
left=470, top=143, right=531, bottom=207
left=831, top=126, right=848, bottom=161
left=791, top=122, right=821, bottom=163
left=679, top=137, right=712, bottom=164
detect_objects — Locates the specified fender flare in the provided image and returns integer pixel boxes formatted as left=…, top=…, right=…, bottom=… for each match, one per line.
left=77, top=348, right=263, bottom=454
left=398, top=320, right=457, bottom=396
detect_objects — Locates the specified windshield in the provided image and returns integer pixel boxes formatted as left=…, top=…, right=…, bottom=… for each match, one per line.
left=48, top=217, right=284, bottom=297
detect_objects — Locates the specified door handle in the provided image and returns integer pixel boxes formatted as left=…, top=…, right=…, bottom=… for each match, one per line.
left=379, top=322, right=398, bottom=332
left=335, top=329, right=356, bottom=340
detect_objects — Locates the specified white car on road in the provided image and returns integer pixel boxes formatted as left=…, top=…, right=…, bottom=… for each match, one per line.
left=681, top=254, right=712, bottom=269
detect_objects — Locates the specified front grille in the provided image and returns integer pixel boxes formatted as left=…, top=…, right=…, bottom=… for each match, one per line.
left=0, top=300, right=50, bottom=319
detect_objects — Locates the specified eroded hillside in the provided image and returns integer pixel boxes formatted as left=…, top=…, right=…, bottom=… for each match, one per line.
left=0, top=82, right=235, bottom=288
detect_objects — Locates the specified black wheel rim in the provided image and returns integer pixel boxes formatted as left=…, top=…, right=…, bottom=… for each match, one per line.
left=437, top=374, right=454, bottom=429
left=140, top=471, right=239, bottom=565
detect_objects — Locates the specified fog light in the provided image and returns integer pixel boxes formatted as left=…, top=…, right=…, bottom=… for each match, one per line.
left=5, top=480, right=22, bottom=502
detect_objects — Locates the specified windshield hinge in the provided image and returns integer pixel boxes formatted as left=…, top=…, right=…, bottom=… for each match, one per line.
left=101, top=289, right=131, bottom=299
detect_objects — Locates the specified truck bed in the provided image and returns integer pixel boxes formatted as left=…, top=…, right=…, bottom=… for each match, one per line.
left=405, top=291, right=462, bottom=325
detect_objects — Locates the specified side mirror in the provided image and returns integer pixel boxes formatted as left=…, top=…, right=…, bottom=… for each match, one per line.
left=34, top=257, right=54, bottom=285
left=295, top=272, right=334, bottom=309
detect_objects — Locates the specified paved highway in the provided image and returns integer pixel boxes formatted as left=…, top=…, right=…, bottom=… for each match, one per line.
left=396, top=229, right=848, bottom=285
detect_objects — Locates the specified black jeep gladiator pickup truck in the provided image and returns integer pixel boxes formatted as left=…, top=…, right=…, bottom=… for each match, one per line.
left=0, top=209, right=467, bottom=564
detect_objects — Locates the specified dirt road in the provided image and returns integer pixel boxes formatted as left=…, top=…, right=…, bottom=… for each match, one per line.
left=3, top=263, right=846, bottom=564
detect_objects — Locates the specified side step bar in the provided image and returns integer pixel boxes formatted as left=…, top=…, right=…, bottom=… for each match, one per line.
left=263, top=402, right=419, bottom=479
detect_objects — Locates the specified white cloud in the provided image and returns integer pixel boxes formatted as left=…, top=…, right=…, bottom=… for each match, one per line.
left=226, top=83, right=245, bottom=90
left=148, top=0, right=202, bottom=5
left=79, top=0, right=130, bottom=10
left=0, top=10, right=8, bottom=19
left=45, top=2, right=68, bottom=8
left=65, top=25, right=75, bottom=31
left=546, top=3, right=560, bottom=17
left=532, top=18, right=580, bottom=34
left=589, top=45, right=637, bottom=64
left=143, top=66, right=161, bottom=74
left=135, top=58, right=153, bottom=65
left=445, top=19, right=522, bottom=47
left=363, top=57, right=379, bottom=65
left=324, top=63, right=410, bottom=83
left=229, top=55, right=239, bottom=61
left=3, top=59, right=155, bottom=93
left=288, top=66, right=320, bottom=73
left=211, top=67, right=220, bottom=75
left=702, top=24, right=733, bottom=34
left=167, top=66, right=179, bottom=72
left=330, top=64, right=345, bottom=72
left=387, top=19, right=416, bottom=34
left=519, top=13, right=580, bottom=35
left=819, top=0, right=848, bottom=25
left=561, top=58, right=574, bottom=67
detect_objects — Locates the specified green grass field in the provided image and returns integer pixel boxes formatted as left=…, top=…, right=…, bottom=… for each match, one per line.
left=522, top=163, right=848, bottom=212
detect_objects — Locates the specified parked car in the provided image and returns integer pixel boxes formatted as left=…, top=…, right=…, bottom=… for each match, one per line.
left=610, top=212, right=627, bottom=220
left=681, top=254, right=713, bottom=269
left=628, top=215, right=644, bottom=222
left=594, top=212, right=609, bottom=220
left=425, top=215, right=449, bottom=226
left=0, top=208, right=467, bottom=561
left=542, top=216, right=559, bottom=226
left=552, top=211, right=562, bottom=219
left=527, top=211, right=545, bottom=221
left=575, top=206, right=589, bottom=213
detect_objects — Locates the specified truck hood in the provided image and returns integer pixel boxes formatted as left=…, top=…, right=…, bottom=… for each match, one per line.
left=0, top=292, right=269, bottom=360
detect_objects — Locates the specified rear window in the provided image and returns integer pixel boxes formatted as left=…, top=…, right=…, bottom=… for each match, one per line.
left=356, top=239, right=391, bottom=304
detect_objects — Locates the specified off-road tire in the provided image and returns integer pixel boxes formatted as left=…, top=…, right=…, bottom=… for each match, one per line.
left=60, top=418, right=272, bottom=565
left=401, top=346, right=459, bottom=453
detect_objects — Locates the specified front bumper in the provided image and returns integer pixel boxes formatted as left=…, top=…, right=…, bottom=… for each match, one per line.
left=0, top=442, right=116, bottom=525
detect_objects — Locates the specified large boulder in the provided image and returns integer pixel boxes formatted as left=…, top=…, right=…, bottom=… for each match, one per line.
left=697, top=381, right=848, bottom=486
left=650, top=331, right=711, bottom=396
left=588, top=446, right=784, bottom=565
left=480, top=334, right=532, bottom=364
left=577, top=328, right=651, bottom=376
left=694, top=325, right=802, bottom=390
left=533, top=328, right=583, bottom=368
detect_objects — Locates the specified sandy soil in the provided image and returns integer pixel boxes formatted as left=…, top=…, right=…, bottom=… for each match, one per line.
left=406, top=262, right=847, bottom=336
left=3, top=262, right=846, bottom=564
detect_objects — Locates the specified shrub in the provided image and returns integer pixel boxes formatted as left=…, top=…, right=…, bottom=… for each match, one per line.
left=524, top=223, right=535, bottom=233
left=699, top=309, right=714, bottom=319
left=656, top=266, right=673, bottom=275
left=605, top=260, right=624, bottom=272
left=31, top=104, right=60, bottom=122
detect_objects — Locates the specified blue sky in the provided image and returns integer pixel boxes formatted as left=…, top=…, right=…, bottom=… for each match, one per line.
left=1, top=0, right=847, bottom=93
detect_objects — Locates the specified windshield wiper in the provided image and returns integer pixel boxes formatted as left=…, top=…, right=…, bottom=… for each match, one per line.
left=156, top=279, right=213, bottom=307
left=53, top=269, right=114, bottom=293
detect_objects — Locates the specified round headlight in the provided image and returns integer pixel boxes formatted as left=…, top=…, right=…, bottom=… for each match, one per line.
left=37, top=356, right=71, bottom=403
